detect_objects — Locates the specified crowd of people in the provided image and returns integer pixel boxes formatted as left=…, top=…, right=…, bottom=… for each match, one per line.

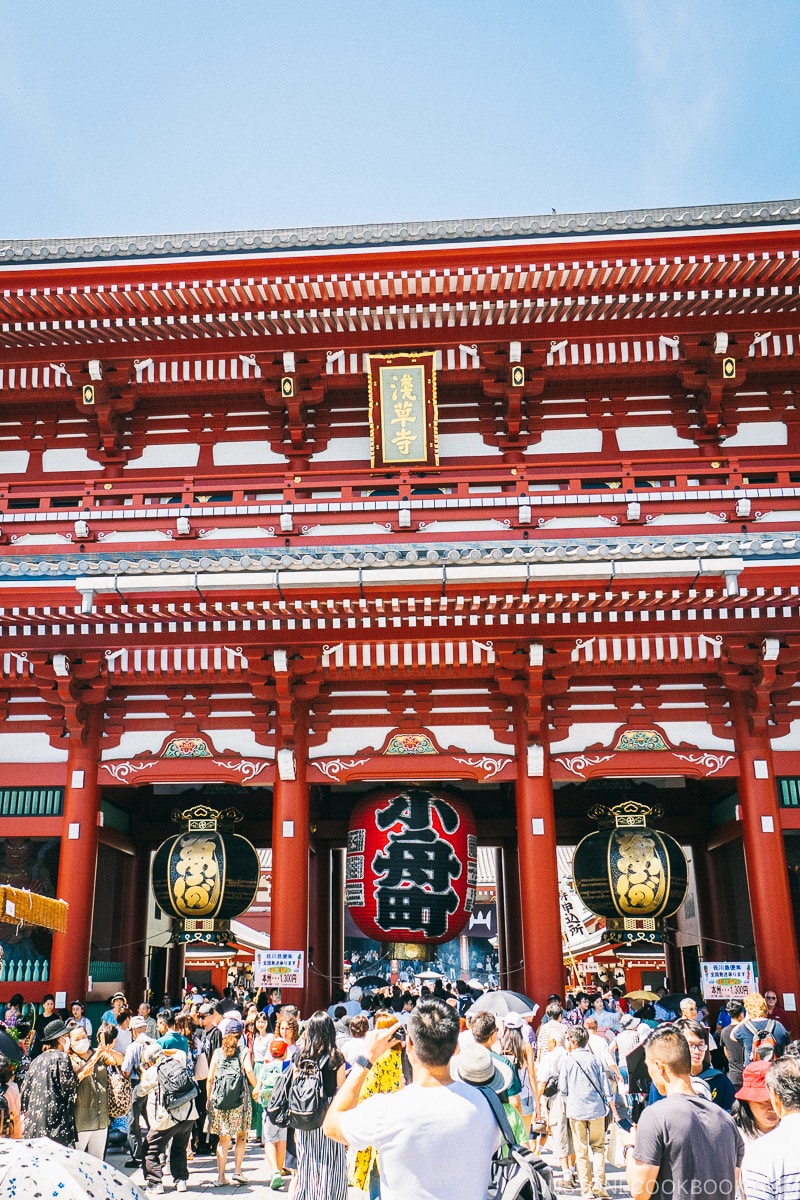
left=0, top=979, right=798, bottom=1198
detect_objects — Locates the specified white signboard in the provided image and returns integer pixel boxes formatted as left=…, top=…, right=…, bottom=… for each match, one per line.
left=254, top=949, right=304, bottom=989
left=700, top=960, right=757, bottom=1000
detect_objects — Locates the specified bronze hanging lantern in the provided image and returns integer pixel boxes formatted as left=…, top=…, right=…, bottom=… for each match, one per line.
left=572, top=800, right=688, bottom=949
left=151, top=805, right=260, bottom=945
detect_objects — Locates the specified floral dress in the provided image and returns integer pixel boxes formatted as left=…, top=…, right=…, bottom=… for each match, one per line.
left=208, top=1047, right=252, bottom=1138
left=19, top=1049, right=79, bottom=1146
left=348, top=1048, right=404, bottom=1191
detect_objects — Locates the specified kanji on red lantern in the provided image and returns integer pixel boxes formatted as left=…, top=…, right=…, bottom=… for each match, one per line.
left=346, top=786, right=477, bottom=946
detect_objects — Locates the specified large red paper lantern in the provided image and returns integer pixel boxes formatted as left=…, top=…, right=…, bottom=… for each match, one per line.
left=346, top=786, right=477, bottom=946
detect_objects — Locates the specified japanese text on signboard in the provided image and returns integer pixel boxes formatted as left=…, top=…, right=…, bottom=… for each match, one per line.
left=700, top=960, right=756, bottom=1000
left=254, top=949, right=305, bottom=989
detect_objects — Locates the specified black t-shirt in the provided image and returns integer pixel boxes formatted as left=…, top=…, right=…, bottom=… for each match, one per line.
left=721, top=1023, right=746, bottom=1089
left=634, top=1092, right=744, bottom=1199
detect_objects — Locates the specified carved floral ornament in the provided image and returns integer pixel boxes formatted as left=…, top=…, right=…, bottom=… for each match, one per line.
left=100, top=732, right=273, bottom=785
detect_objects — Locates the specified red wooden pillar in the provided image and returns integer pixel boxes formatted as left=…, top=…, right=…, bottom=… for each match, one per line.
left=501, top=844, right=525, bottom=992
left=121, top=844, right=151, bottom=1004
left=732, top=693, right=800, bottom=1008
left=515, top=721, right=564, bottom=1005
left=50, top=706, right=103, bottom=1003
left=494, top=848, right=507, bottom=984
left=330, top=847, right=344, bottom=1000
left=271, top=718, right=309, bottom=1010
left=306, top=845, right=331, bottom=1015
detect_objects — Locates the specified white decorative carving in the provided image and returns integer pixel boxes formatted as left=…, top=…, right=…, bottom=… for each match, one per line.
left=313, top=758, right=371, bottom=781
left=101, top=760, right=159, bottom=783
left=555, top=753, right=615, bottom=778
left=674, top=752, right=734, bottom=776
left=213, top=759, right=271, bottom=782
left=452, top=756, right=512, bottom=781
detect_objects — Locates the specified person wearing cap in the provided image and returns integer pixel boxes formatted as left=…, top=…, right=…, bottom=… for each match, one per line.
left=19, top=1017, right=79, bottom=1145
left=101, top=991, right=128, bottom=1027
left=207, top=1019, right=258, bottom=1187
left=325, top=998, right=500, bottom=1200
left=121, top=1014, right=156, bottom=1168
left=138, top=1041, right=198, bottom=1194
left=740, top=1054, right=800, bottom=1200
left=731, top=1060, right=781, bottom=1146
left=609, top=1012, right=648, bottom=1093
left=253, top=1036, right=290, bottom=1190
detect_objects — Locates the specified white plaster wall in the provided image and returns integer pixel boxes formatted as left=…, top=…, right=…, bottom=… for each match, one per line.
left=311, top=437, right=371, bottom=464
left=658, top=722, right=735, bottom=751
left=310, top=727, right=394, bottom=758
left=102, top=731, right=173, bottom=760
left=617, top=426, right=695, bottom=451
left=0, top=451, right=30, bottom=473
left=0, top=733, right=67, bottom=762
left=525, top=429, right=603, bottom=455
left=213, top=441, right=287, bottom=466
left=42, top=447, right=97, bottom=472
left=200, top=729, right=273, bottom=757
left=125, top=443, right=200, bottom=470
left=439, top=433, right=503, bottom=458
left=771, top=721, right=800, bottom=751
left=550, top=724, right=624, bottom=753
left=722, top=421, right=787, bottom=447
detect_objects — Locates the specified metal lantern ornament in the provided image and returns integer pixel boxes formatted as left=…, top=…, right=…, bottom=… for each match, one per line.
left=572, top=800, right=688, bottom=949
left=346, top=786, right=477, bottom=958
left=151, top=805, right=260, bottom=946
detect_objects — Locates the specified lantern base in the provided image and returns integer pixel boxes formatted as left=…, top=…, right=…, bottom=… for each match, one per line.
left=385, top=942, right=429, bottom=962
left=173, top=919, right=232, bottom=945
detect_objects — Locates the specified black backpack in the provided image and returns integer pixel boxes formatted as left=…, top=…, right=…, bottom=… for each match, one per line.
left=157, top=1056, right=198, bottom=1111
left=479, top=1087, right=556, bottom=1200
left=211, top=1051, right=245, bottom=1111
left=266, top=1054, right=330, bottom=1132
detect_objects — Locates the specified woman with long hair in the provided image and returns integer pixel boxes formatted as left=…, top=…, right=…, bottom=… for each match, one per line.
left=207, top=1023, right=257, bottom=1187
left=501, top=1015, right=541, bottom=1146
left=277, top=1013, right=300, bottom=1061
left=291, top=1010, right=346, bottom=1200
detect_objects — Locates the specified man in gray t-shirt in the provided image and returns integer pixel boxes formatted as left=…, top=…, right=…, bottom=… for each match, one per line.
left=625, top=1026, right=743, bottom=1200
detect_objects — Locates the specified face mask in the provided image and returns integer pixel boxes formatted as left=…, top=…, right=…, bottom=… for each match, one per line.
left=73, top=1037, right=90, bottom=1054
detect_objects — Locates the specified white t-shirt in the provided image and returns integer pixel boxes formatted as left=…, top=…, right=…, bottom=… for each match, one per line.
left=340, top=1080, right=500, bottom=1200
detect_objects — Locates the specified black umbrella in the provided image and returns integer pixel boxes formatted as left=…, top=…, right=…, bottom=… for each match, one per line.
left=355, top=974, right=389, bottom=990
left=0, top=1029, right=22, bottom=1062
left=658, top=993, right=693, bottom=1015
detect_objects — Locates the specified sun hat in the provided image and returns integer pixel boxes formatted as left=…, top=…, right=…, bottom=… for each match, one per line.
left=270, top=1037, right=288, bottom=1057
left=735, top=1060, right=772, bottom=1102
left=620, top=1013, right=639, bottom=1029
left=198, top=1003, right=215, bottom=1016
left=130, top=1016, right=148, bottom=1031
left=450, top=1041, right=514, bottom=1093
left=110, top=991, right=127, bottom=1002
left=142, top=1043, right=165, bottom=1066
left=41, top=1018, right=70, bottom=1043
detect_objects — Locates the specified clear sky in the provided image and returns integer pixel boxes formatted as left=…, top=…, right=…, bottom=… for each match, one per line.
left=1, top=0, right=799, bottom=241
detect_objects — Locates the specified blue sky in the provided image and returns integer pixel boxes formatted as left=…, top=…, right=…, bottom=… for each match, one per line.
left=1, top=0, right=799, bottom=240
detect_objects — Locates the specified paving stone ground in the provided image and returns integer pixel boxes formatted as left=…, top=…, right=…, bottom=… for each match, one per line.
left=110, top=1133, right=632, bottom=1198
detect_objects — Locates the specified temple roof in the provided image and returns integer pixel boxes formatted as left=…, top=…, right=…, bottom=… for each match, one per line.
left=2, top=197, right=800, bottom=267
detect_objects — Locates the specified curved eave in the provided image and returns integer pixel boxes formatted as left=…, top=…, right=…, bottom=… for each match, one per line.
left=2, top=198, right=800, bottom=270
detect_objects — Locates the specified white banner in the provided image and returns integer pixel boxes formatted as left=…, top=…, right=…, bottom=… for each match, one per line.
left=700, top=960, right=756, bottom=1000
left=254, top=949, right=305, bottom=989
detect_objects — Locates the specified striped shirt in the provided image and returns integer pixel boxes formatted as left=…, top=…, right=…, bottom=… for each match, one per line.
left=741, top=1111, right=800, bottom=1200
